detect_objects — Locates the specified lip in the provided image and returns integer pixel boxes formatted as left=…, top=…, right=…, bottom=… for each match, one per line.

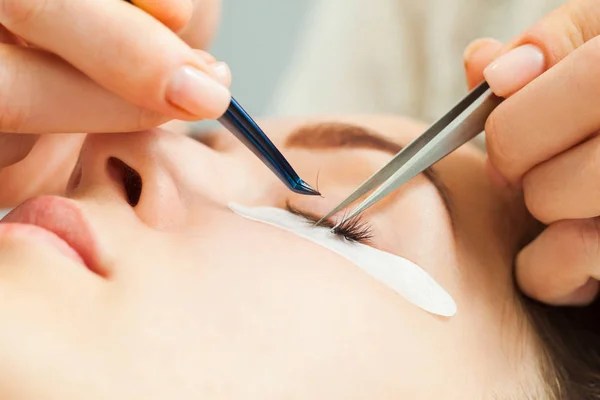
left=0, top=196, right=104, bottom=277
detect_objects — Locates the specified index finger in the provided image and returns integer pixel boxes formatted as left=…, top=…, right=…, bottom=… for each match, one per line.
left=481, top=0, right=600, bottom=182
left=0, top=0, right=230, bottom=121
left=490, top=0, right=600, bottom=73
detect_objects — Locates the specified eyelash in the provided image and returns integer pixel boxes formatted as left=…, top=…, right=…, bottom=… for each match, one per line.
left=332, top=217, right=374, bottom=244
left=284, top=202, right=374, bottom=245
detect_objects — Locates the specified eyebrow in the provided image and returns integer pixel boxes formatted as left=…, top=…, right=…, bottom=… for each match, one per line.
left=285, top=122, right=454, bottom=218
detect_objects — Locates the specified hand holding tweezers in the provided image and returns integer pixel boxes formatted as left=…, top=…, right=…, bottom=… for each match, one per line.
left=122, top=0, right=318, bottom=196
left=319, top=81, right=503, bottom=226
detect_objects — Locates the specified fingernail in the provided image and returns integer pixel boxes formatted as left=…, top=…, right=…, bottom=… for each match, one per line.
left=209, top=61, right=231, bottom=87
left=167, top=66, right=231, bottom=119
left=484, top=44, right=545, bottom=97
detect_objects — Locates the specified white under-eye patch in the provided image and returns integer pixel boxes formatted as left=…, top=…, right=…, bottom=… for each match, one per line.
left=229, top=203, right=456, bottom=317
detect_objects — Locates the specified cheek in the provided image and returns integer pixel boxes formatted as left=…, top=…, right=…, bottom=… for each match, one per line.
left=115, top=224, right=369, bottom=350
left=139, top=170, right=188, bottom=229
left=372, top=180, right=456, bottom=279
left=100, top=218, right=467, bottom=397
left=214, top=149, right=287, bottom=205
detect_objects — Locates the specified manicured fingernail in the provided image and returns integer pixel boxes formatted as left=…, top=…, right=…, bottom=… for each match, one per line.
left=484, top=44, right=545, bottom=97
left=167, top=66, right=231, bottom=118
left=209, top=61, right=231, bottom=87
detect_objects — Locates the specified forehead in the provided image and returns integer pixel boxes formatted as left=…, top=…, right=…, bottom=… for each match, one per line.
left=257, top=115, right=429, bottom=144
left=202, top=114, right=419, bottom=148
left=211, top=114, right=485, bottom=159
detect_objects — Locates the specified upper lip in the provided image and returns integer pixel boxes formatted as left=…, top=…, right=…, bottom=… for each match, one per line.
left=0, top=196, right=105, bottom=277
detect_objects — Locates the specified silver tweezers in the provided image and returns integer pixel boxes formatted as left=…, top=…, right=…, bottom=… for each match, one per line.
left=318, top=81, right=503, bottom=227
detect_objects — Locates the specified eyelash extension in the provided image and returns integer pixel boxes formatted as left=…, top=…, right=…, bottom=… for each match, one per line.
left=332, top=215, right=374, bottom=244
left=284, top=202, right=374, bottom=245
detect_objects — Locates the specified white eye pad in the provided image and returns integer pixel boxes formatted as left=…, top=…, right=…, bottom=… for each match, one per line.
left=229, top=203, right=456, bottom=317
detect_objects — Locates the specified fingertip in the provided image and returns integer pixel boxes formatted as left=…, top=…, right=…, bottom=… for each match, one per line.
left=193, top=50, right=217, bottom=65
left=515, top=244, right=540, bottom=300
left=551, top=279, right=599, bottom=306
left=516, top=220, right=600, bottom=307
left=166, top=66, right=231, bottom=120
left=190, top=51, right=231, bottom=87
left=483, top=44, right=546, bottom=97
left=464, top=38, right=503, bottom=89
left=209, top=61, right=232, bottom=88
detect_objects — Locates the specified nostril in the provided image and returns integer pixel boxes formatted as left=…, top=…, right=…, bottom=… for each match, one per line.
left=107, top=157, right=143, bottom=207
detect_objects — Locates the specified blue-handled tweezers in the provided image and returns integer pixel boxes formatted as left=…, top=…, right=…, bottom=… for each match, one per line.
left=120, top=1, right=318, bottom=196
left=218, top=98, right=320, bottom=196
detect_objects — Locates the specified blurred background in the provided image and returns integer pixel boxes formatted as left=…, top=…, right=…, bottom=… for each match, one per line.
left=207, top=0, right=565, bottom=123
left=210, top=0, right=313, bottom=116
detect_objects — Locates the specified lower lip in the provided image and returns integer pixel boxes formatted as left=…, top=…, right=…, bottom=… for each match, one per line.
left=0, top=223, right=85, bottom=265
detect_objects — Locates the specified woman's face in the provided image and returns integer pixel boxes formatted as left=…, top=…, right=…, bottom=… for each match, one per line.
left=0, top=115, right=540, bottom=399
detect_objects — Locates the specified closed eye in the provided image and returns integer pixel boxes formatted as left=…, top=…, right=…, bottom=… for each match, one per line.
left=284, top=202, right=373, bottom=245
left=285, top=122, right=455, bottom=226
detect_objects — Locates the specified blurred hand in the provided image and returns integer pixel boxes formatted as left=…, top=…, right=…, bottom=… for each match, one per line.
left=0, top=0, right=231, bottom=136
left=463, top=0, right=600, bottom=307
left=0, top=0, right=229, bottom=206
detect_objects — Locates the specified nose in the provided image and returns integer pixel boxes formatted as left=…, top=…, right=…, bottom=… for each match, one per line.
left=69, top=129, right=228, bottom=229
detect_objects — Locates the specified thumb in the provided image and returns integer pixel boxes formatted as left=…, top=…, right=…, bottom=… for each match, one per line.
left=463, top=38, right=503, bottom=90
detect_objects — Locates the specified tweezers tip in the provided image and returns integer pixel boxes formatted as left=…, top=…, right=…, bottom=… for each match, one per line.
left=293, top=180, right=321, bottom=196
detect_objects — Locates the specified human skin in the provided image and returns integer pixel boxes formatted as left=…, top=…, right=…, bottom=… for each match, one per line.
left=0, top=0, right=229, bottom=127
left=462, top=0, right=600, bottom=308
left=0, top=115, right=543, bottom=399
left=0, top=0, right=231, bottom=186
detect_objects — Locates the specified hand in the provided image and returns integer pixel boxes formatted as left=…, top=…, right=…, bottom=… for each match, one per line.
left=0, top=0, right=231, bottom=135
left=463, top=0, right=600, bottom=306
left=0, top=0, right=230, bottom=206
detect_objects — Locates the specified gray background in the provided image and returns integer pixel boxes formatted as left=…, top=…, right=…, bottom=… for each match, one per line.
left=209, top=0, right=313, bottom=116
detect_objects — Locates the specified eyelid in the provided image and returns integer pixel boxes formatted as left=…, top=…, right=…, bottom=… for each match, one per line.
left=422, top=168, right=455, bottom=229
left=284, top=202, right=374, bottom=244
left=284, top=201, right=335, bottom=229
left=284, top=122, right=453, bottom=219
